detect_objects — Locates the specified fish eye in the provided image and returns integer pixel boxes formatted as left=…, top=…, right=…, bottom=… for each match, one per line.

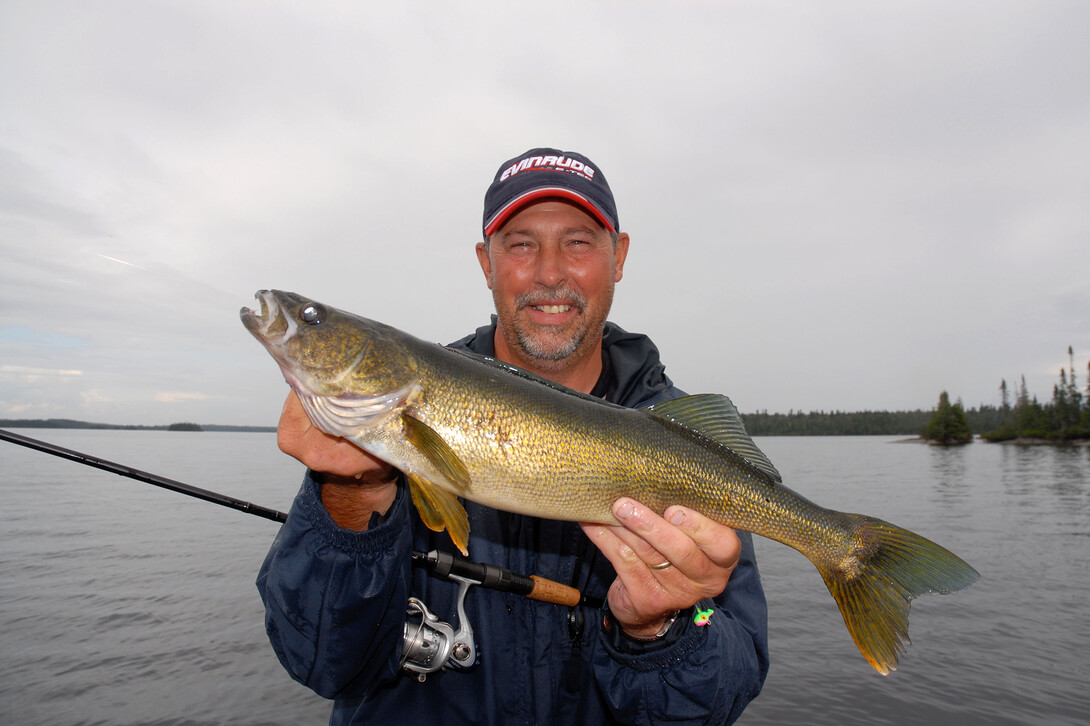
left=300, top=303, right=325, bottom=325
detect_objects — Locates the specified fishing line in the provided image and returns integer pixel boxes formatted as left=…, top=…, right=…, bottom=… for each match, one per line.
left=0, top=428, right=580, bottom=606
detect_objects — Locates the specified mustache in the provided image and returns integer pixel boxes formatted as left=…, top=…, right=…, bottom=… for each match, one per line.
left=515, top=286, right=587, bottom=312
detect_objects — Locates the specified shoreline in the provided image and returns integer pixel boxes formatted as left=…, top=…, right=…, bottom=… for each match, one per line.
left=893, top=436, right=1090, bottom=447
left=988, top=436, right=1090, bottom=447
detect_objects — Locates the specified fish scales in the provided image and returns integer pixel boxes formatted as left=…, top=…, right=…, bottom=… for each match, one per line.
left=411, top=343, right=758, bottom=528
left=242, top=289, right=980, bottom=676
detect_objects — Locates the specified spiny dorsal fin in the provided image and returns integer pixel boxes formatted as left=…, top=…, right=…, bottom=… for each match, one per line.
left=406, top=472, right=470, bottom=556
left=402, top=412, right=472, bottom=493
left=647, top=394, right=782, bottom=483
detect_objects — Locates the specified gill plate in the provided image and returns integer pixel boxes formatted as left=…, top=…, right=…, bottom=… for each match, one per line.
left=298, top=386, right=415, bottom=439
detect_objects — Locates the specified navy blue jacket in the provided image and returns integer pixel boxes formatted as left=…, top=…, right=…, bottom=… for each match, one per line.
left=257, top=320, right=769, bottom=724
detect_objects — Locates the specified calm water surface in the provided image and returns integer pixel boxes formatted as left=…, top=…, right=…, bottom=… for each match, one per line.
left=1, top=430, right=1087, bottom=725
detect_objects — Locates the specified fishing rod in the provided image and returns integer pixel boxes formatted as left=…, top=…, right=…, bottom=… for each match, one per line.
left=0, top=428, right=580, bottom=606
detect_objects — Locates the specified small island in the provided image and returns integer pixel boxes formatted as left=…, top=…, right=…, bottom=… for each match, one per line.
left=167, top=422, right=203, bottom=432
left=922, top=391, right=972, bottom=445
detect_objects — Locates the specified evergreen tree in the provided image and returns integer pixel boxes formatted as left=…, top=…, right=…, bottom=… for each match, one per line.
left=1067, top=347, right=1083, bottom=415
left=1053, top=369, right=1070, bottom=434
left=923, top=391, right=973, bottom=444
left=1011, top=375, right=1043, bottom=436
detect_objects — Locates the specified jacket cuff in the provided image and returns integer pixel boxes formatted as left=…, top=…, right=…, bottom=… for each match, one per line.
left=599, top=600, right=714, bottom=668
left=295, top=469, right=409, bottom=556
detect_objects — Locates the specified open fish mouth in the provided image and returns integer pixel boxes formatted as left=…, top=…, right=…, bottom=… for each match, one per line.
left=240, top=290, right=273, bottom=333
left=241, top=290, right=297, bottom=344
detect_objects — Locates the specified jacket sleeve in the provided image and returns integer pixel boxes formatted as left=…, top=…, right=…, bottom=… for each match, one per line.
left=255, top=472, right=413, bottom=699
left=592, top=531, right=769, bottom=725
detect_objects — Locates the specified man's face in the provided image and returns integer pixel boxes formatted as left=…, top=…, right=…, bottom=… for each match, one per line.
left=476, top=200, right=629, bottom=373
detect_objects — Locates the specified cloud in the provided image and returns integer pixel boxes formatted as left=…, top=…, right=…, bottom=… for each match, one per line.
left=2, top=402, right=37, bottom=415
left=0, top=327, right=85, bottom=348
left=154, top=392, right=215, bottom=403
left=1, top=365, right=83, bottom=378
left=80, top=390, right=112, bottom=404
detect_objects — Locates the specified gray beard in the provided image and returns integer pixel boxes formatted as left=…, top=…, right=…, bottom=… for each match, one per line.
left=514, top=325, right=585, bottom=362
left=495, top=283, right=612, bottom=369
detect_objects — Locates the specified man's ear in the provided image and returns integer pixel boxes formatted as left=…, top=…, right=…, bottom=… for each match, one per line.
left=475, top=241, right=493, bottom=289
left=613, top=232, right=630, bottom=282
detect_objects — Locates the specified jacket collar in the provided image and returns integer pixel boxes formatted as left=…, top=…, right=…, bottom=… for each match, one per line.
left=448, top=317, right=675, bottom=408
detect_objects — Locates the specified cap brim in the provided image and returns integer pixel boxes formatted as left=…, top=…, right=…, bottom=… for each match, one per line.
left=483, top=187, right=616, bottom=237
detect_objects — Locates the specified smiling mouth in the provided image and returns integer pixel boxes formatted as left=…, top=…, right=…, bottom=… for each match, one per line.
left=517, top=287, right=586, bottom=318
left=533, top=304, right=572, bottom=314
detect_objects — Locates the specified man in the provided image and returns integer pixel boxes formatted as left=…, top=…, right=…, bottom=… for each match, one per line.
left=257, top=148, right=769, bottom=724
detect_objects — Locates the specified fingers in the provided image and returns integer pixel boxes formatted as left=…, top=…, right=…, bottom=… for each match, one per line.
left=580, top=521, right=672, bottom=629
left=581, top=497, right=742, bottom=632
left=660, top=504, right=742, bottom=571
left=610, top=498, right=740, bottom=577
left=276, top=391, right=388, bottom=478
left=612, top=498, right=686, bottom=571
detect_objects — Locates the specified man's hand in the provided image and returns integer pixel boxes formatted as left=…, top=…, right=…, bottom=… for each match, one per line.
left=278, top=390, right=388, bottom=477
left=278, top=390, right=397, bottom=530
left=580, top=498, right=741, bottom=638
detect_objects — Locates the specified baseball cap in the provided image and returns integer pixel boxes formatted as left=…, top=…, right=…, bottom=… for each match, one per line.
left=482, top=148, right=619, bottom=237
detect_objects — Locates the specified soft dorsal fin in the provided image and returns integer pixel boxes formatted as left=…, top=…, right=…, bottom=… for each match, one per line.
left=646, top=394, right=782, bottom=483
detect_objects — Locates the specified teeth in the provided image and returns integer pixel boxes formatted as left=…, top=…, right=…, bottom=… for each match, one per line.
left=256, top=291, right=274, bottom=332
left=534, top=305, right=571, bottom=314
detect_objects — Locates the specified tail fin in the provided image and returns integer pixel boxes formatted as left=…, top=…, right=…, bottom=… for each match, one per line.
left=819, top=516, right=980, bottom=675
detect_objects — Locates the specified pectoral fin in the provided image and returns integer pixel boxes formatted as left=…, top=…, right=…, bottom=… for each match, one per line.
left=406, top=472, right=470, bottom=555
left=402, top=413, right=472, bottom=493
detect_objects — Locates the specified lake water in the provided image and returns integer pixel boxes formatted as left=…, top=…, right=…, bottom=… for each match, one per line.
left=1, top=430, right=1087, bottom=725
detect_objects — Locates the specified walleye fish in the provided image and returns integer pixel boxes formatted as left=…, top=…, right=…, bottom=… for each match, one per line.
left=242, top=289, right=979, bottom=675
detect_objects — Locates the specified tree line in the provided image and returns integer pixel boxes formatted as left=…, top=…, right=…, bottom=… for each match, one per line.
left=981, top=347, right=1089, bottom=441
left=743, top=347, right=1089, bottom=441
left=740, top=406, right=1005, bottom=437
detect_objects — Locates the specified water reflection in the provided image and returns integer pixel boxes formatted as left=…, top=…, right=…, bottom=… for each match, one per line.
left=927, top=443, right=972, bottom=512
left=928, top=443, right=967, bottom=482
left=1049, top=445, right=1090, bottom=501
left=999, top=442, right=1090, bottom=507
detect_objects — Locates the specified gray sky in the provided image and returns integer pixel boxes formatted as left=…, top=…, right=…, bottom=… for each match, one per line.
left=2, top=1, right=1087, bottom=427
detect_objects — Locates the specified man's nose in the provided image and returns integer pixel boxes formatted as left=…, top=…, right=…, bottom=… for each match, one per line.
left=534, top=243, right=565, bottom=286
